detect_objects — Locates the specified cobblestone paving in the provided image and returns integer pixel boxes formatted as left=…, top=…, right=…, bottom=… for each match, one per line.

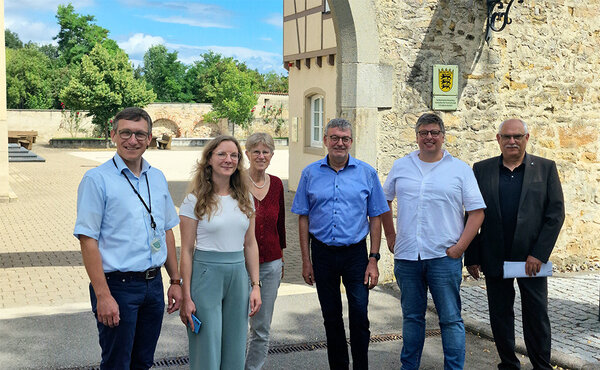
left=460, top=274, right=600, bottom=367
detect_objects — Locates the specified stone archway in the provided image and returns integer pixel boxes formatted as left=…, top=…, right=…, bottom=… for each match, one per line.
left=152, top=118, right=180, bottom=137
left=329, top=0, right=393, bottom=167
left=328, top=1, right=395, bottom=280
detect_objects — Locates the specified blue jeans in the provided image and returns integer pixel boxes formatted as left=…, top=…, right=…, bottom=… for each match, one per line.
left=90, top=270, right=165, bottom=370
left=311, top=238, right=370, bottom=370
left=394, top=256, right=465, bottom=370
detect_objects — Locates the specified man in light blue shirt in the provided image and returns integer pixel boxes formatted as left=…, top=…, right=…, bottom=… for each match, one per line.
left=74, top=107, right=182, bottom=369
left=382, top=113, right=485, bottom=370
left=292, top=118, right=389, bottom=370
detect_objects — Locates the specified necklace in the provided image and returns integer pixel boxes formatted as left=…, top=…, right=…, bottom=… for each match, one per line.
left=249, top=173, right=266, bottom=189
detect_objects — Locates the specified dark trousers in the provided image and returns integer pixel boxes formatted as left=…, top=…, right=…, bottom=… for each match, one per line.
left=311, top=237, right=370, bottom=370
left=485, top=276, right=551, bottom=370
left=90, top=270, right=165, bottom=370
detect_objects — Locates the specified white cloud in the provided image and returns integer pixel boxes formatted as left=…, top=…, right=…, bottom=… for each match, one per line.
left=4, top=15, right=59, bottom=45
left=4, top=0, right=95, bottom=44
left=5, top=0, right=94, bottom=12
left=129, top=58, right=144, bottom=68
left=144, top=15, right=232, bottom=29
left=165, top=43, right=286, bottom=74
left=263, top=13, right=283, bottom=28
left=260, top=37, right=273, bottom=42
left=118, top=33, right=165, bottom=59
left=168, top=43, right=278, bottom=59
left=119, top=1, right=230, bottom=16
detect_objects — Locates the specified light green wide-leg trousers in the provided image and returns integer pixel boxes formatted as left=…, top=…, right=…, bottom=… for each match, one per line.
left=188, top=250, right=249, bottom=370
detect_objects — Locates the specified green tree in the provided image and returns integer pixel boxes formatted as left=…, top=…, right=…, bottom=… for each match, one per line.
left=19, top=42, right=66, bottom=108
left=143, top=45, right=190, bottom=102
left=211, top=62, right=257, bottom=134
left=49, top=65, right=75, bottom=108
left=6, top=47, right=54, bottom=109
left=261, top=71, right=288, bottom=93
left=60, top=43, right=156, bottom=139
left=184, top=51, right=234, bottom=103
left=5, top=29, right=23, bottom=49
left=35, top=43, right=60, bottom=60
left=54, top=3, right=109, bottom=65
left=236, top=63, right=263, bottom=92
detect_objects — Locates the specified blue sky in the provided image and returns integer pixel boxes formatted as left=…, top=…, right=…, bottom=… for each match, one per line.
left=4, top=0, right=286, bottom=74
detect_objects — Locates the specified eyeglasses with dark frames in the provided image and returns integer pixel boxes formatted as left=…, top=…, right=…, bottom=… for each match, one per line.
left=328, top=135, right=352, bottom=144
left=418, top=130, right=443, bottom=138
left=118, top=129, right=149, bottom=141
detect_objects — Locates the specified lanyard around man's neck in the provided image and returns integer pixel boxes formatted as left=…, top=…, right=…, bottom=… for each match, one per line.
left=112, top=158, right=156, bottom=230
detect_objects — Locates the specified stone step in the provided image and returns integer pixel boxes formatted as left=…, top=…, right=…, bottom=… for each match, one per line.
left=7, top=144, right=46, bottom=162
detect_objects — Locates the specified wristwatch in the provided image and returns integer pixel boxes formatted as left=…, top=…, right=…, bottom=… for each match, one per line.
left=170, top=278, right=183, bottom=286
left=369, top=253, right=381, bottom=261
left=251, top=280, right=262, bottom=288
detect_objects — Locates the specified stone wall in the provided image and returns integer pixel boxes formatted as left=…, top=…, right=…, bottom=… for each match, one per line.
left=235, top=93, right=290, bottom=140
left=7, top=98, right=290, bottom=144
left=144, top=103, right=213, bottom=138
left=7, top=109, right=95, bottom=142
left=374, top=0, right=600, bottom=269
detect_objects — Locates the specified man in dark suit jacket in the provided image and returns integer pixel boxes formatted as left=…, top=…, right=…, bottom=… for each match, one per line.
left=465, top=118, right=565, bottom=370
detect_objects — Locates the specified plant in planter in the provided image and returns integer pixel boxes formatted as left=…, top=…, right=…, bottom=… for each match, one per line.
left=59, top=102, right=86, bottom=137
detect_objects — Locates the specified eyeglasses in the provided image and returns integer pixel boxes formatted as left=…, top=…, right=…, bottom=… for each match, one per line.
left=418, top=130, right=443, bottom=138
left=328, top=135, right=352, bottom=144
left=214, top=151, right=241, bottom=161
left=251, top=150, right=272, bottom=157
left=499, top=134, right=526, bottom=141
left=118, top=129, right=149, bottom=141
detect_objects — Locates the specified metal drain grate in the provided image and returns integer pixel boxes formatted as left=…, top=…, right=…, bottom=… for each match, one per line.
left=268, top=329, right=441, bottom=355
left=153, top=356, right=191, bottom=367
left=60, top=330, right=441, bottom=369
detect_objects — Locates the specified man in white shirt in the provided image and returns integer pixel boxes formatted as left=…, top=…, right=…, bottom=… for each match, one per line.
left=382, top=113, right=485, bottom=370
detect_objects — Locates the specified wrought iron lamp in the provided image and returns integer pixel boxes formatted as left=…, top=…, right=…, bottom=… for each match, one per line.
left=486, top=0, right=524, bottom=44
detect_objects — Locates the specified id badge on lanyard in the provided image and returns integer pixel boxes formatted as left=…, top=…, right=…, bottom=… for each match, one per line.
left=114, top=158, right=161, bottom=254
left=150, top=231, right=161, bottom=254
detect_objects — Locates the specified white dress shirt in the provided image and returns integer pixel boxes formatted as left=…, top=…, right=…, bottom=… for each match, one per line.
left=383, top=150, right=486, bottom=261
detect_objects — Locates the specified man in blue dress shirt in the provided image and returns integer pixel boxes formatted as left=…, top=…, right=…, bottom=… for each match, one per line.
left=74, top=107, right=182, bottom=369
left=292, top=118, right=389, bottom=370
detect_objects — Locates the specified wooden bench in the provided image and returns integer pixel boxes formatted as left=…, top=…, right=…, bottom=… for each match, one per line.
left=148, top=136, right=158, bottom=149
left=8, top=130, right=38, bottom=150
left=157, top=134, right=172, bottom=150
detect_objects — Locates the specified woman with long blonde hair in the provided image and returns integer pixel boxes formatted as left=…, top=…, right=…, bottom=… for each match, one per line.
left=179, top=135, right=261, bottom=369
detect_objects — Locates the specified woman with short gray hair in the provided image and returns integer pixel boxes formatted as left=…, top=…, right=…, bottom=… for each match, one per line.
left=244, top=132, right=286, bottom=370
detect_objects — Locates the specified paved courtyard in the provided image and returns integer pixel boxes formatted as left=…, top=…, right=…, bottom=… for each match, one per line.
left=0, top=145, right=599, bottom=369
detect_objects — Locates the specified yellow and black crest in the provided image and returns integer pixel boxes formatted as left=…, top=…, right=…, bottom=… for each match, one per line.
left=438, top=68, right=454, bottom=92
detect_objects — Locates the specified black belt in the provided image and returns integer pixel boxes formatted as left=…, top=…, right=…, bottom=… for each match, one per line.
left=105, top=267, right=160, bottom=280
left=309, top=234, right=366, bottom=249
